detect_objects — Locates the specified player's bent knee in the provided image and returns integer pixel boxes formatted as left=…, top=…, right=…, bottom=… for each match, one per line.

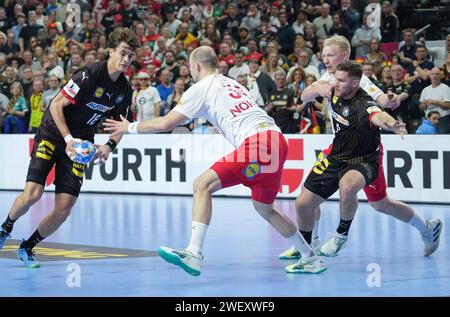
left=339, top=182, right=359, bottom=199
left=22, top=190, right=42, bottom=206
left=54, top=208, right=72, bottom=223
left=193, top=177, right=211, bottom=194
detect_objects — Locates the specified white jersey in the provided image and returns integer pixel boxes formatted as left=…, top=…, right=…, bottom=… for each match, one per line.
left=173, top=74, right=280, bottom=147
left=133, top=86, right=161, bottom=121
left=320, top=71, right=383, bottom=101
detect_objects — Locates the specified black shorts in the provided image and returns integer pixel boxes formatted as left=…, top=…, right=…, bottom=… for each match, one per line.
left=304, top=156, right=379, bottom=200
left=26, top=131, right=86, bottom=197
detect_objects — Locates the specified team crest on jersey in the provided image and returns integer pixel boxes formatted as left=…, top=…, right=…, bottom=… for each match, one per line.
left=115, top=94, right=124, bottom=104
left=242, top=162, right=261, bottom=180
left=342, top=106, right=349, bottom=117
left=332, top=96, right=339, bottom=104
left=94, top=87, right=104, bottom=98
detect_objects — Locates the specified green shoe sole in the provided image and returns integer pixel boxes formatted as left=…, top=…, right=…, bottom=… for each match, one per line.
left=157, top=248, right=200, bottom=276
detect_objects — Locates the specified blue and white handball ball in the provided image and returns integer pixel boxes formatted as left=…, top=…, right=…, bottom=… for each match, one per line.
left=68, top=139, right=97, bottom=164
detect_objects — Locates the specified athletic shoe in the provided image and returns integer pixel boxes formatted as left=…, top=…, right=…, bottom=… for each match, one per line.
left=278, top=238, right=322, bottom=260
left=157, top=246, right=203, bottom=276
left=319, top=233, right=348, bottom=257
left=0, top=229, right=10, bottom=250
left=17, top=240, right=40, bottom=268
left=285, top=255, right=327, bottom=274
left=421, top=219, right=443, bottom=256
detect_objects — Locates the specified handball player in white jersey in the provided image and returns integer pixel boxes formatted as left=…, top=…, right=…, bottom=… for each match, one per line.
left=104, top=46, right=325, bottom=276
left=279, top=36, right=442, bottom=261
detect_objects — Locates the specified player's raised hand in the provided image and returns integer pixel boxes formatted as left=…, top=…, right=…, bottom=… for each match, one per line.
left=386, top=91, right=401, bottom=110
left=390, top=120, right=407, bottom=139
left=103, top=115, right=130, bottom=138
left=312, top=80, right=334, bottom=99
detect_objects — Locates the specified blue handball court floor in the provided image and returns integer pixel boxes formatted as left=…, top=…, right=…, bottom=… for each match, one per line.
left=0, top=191, right=448, bottom=297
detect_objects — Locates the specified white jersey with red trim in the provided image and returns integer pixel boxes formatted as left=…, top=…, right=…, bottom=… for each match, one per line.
left=173, top=74, right=280, bottom=147
left=320, top=71, right=383, bottom=101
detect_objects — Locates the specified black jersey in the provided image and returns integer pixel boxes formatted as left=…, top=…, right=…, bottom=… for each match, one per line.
left=329, top=88, right=382, bottom=164
left=39, top=60, right=133, bottom=143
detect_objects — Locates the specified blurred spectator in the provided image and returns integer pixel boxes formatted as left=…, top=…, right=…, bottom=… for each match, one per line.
left=248, top=58, right=276, bottom=105
left=261, top=51, right=285, bottom=79
left=20, top=66, right=33, bottom=99
left=43, top=75, right=60, bottom=108
left=42, top=52, right=64, bottom=81
left=292, top=9, right=309, bottom=35
left=419, top=68, right=450, bottom=134
left=218, top=42, right=235, bottom=66
left=1, top=65, right=18, bottom=98
left=380, top=1, right=399, bottom=43
left=328, top=11, right=351, bottom=42
left=340, top=0, right=360, bottom=37
left=163, top=8, right=182, bottom=38
left=365, top=37, right=386, bottom=64
left=3, top=81, right=27, bottom=133
left=19, top=11, right=43, bottom=52
left=312, top=4, right=332, bottom=39
left=132, top=71, right=161, bottom=121
left=415, top=111, right=440, bottom=134
left=405, top=44, right=434, bottom=97
left=177, top=64, right=194, bottom=89
left=121, top=0, right=139, bottom=28
left=28, top=79, right=45, bottom=133
left=167, top=78, right=186, bottom=112
left=240, top=2, right=261, bottom=37
left=385, top=64, right=412, bottom=132
left=287, top=48, right=320, bottom=80
left=218, top=60, right=229, bottom=76
left=11, top=13, right=25, bottom=45
left=352, top=13, right=381, bottom=57
left=2, top=30, right=19, bottom=58
left=265, top=70, right=298, bottom=133
left=228, top=51, right=250, bottom=80
left=156, top=69, right=174, bottom=116
left=276, top=11, right=296, bottom=56
left=398, top=29, right=416, bottom=67
left=18, top=50, right=41, bottom=78
left=175, top=22, right=197, bottom=49
left=287, top=66, right=306, bottom=97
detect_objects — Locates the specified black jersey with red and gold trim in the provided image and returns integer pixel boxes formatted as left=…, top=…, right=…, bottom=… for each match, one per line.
left=39, top=60, right=132, bottom=142
left=329, top=88, right=382, bottom=164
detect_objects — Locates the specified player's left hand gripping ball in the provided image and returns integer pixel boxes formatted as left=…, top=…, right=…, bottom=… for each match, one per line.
left=67, top=139, right=97, bottom=164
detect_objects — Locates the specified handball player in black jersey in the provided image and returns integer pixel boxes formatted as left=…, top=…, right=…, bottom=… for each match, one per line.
left=0, top=28, right=141, bottom=268
left=286, top=61, right=407, bottom=273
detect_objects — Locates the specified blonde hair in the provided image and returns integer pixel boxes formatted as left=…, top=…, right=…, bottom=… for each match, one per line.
left=324, top=35, right=351, bottom=55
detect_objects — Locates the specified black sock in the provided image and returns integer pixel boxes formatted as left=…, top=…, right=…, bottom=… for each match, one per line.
left=299, top=229, right=312, bottom=244
left=1, top=215, right=16, bottom=233
left=20, top=230, right=45, bottom=250
left=336, top=218, right=353, bottom=236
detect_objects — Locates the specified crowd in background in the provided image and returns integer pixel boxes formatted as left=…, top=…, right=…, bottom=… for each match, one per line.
left=0, top=0, right=449, bottom=135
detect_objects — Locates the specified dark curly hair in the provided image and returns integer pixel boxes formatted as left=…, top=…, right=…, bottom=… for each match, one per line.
left=109, top=28, right=141, bottom=50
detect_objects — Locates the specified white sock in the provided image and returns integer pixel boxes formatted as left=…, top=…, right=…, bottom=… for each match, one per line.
left=312, top=220, right=320, bottom=240
left=408, top=213, right=428, bottom=234
left=186, top=221, right=208, bottom=256
left=287, top=231, right=314, bottom=260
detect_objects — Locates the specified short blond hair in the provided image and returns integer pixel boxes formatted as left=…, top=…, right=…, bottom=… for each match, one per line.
left=324, top=35, right=351, bottom=55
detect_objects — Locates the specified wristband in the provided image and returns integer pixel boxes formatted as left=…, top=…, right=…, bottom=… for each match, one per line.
left=128, top=122, right=139, bottom=134
left=105, top=139, right=117, bottom=151
left=64, top=134, right=74, bottom=143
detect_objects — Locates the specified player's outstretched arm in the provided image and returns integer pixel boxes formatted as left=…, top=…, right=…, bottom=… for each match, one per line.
left=103, top=110, right=189, bottom=137
left=371, top=111, right=407, bottom=138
